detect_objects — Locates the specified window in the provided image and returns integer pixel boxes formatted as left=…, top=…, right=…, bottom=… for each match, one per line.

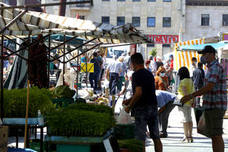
left=102, top=0, right=110, bottom=1
left=163, top=17, right=171, bottom=27
left=201, top=14, right=209, bottom=26
left=79, top=16, right=85, bottom=20
left=223, top=14, right=228, bottom=26
left=162, top=44, right=170, bottom=47
left=147, top=17, right=156, bottom=27
left=132, top=0, right=140, bottom=1
left=147, top=43, right=155, bottom=47
left=163, top=0, right=171, bottom=2
left=117, top=0, right=125, bottom=1
left=102, top=16, right=110, bottom=24
left=132, top=17, right=140, bottom=27
left=148, top=0, right=156, bottom=1
left=117, top=16, right=125, bottom=26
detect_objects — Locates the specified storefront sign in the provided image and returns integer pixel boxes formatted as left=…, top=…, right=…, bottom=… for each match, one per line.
left=147, top=35, right=179, bottom=44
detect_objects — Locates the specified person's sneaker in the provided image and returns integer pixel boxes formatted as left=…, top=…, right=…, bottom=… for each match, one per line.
left=159, top=133, right=168, bottom=138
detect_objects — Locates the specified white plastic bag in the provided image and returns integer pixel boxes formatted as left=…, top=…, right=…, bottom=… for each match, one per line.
left=117, top=108, right=132, bottom=124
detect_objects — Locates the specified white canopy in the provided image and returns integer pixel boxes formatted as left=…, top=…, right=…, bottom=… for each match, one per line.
left=0, top=2, right=150, bottom=44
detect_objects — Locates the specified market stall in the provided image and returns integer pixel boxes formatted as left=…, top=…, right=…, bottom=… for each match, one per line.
left=0, top=2, right=151, bottom=152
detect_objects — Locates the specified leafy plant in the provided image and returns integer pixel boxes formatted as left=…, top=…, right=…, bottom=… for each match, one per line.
left=0, top=87, right=55, bottom=118
left=118, top=139, right=144, bottom=152
left=53, top=85, right=75, bottom=98
left=149, top=48, right=157, bottom=57
left=46, top=103, right=115, bottom=137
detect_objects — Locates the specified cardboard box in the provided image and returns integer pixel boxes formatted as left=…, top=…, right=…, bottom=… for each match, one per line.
left=0, top=126, right=8, bottom=152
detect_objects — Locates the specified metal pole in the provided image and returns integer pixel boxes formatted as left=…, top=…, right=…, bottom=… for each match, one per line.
left=48, top=33, right=51, bottom=87
left=0, top=10, right=27, bottom=34
left=24, top=32, right=30, bottom=148
left=63, top=35, right=66, bottom=85
left=59, top=0, right=66, bottom=16
left=76, top=49, right=79, bottom=97
left=1, top=34, right=4, bottom=121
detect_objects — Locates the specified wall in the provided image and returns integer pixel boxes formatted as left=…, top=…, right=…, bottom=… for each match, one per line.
left=183, top=5, right=228, bottom=41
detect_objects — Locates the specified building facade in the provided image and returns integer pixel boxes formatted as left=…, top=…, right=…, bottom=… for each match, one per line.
left=65, top=0, right=185, bottom=59
left=183, top=0, right=228, bottom=41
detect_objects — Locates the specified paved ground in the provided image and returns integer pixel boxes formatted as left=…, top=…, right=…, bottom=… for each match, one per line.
left=145, top=107, right=228, bottom=152
left=112, top=87, right=228, bottom=152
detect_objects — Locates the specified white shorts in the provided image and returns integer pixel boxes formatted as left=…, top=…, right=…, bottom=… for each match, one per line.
left=178, top=106, right=192, bottom=123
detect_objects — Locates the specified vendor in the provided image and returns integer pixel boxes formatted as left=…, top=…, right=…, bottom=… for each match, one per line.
left=156, top=90, right=176, bottom=138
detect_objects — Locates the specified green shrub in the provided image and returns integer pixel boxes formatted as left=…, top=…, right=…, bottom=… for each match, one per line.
left=0, top=87, right=55, bottom=118
left=118, top=139, right=144, bottom=152
left=53, top=85, right=75, bottom=98
left=46, top=103, right=115, bottom=137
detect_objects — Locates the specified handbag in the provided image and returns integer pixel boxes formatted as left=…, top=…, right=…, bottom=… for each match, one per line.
left=197, top=112, right=209, bottom=137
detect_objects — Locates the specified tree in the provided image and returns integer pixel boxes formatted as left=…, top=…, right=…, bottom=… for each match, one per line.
left=149, top=48, right=157, bottom=57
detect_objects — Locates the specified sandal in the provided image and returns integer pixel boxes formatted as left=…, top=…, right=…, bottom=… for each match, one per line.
left=187, top=137, right=193, bottom=143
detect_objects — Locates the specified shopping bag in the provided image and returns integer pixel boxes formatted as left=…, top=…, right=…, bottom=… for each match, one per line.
left=197, top=112, right=209, bottom=137
left=117, top=108, right=132, bottom=124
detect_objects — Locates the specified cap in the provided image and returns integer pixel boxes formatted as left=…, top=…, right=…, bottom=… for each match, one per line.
left=198, top=45, right=216, bottom=54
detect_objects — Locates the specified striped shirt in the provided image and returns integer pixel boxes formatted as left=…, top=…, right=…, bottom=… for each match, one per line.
left=203, top=60, right=227, bottom=110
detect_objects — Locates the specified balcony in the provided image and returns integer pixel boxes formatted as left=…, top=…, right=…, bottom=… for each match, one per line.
left=69, top=0, right=93, bottom=11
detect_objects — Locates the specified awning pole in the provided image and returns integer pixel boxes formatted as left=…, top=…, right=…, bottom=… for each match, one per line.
left=24, top=33, right=30, bottom=148
left=63, top=35, right=66, bottom=85
left=0, top=9, right=27, bottom=34
left=0, top=34, right=4, bottom=121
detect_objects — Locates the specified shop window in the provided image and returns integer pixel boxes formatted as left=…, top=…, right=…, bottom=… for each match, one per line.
left=147, top=43, right=155, bottom=47
left=163, top=17, right=171, bottom=27
left=163, top=0, right=171, bottom=2
left=147, top=17, right=156, bottom=27
left=162, top=44, right=170, bottom=47
left=148, top=0, right=156, bottom=1
left=102, top=16, right=110, bottom=24
left=117, top=0, right=125, bottom=1
left=117, top=16, right=125, bottom=26
left=201, top=14, right=209, bottom=26
left=132, top=17, right=140, bottom=27
left=132, top=0, right=140, bottom=1
left=223, top=14, right=228, bottom=26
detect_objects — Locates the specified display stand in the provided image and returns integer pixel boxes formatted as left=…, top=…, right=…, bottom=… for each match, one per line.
left=3, top=118, right=44, bottom=152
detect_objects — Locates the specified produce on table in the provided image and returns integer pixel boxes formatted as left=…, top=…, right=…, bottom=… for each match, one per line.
left=118, top=139, right=144, bottom=152
left=46, top=103, right=115, bottom=137
left=52, top=85, right=75, bottom=98
left=0, top=87, right=55, bottom=118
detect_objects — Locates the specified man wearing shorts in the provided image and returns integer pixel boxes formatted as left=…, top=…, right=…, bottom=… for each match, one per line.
left=181, top=45, right=227, bottom=152
left=123, top=53, right=163, bottom=152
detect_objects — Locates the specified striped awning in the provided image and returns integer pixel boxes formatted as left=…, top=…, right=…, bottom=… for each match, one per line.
left=0, top=2, right=150, bottom=44
left=174, top=38, right=205, bottom=71
left=174, top=50, right=202, bottom=71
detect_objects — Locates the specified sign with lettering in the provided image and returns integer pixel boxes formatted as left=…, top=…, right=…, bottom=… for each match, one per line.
left=147, top=35, right=179, bottom=44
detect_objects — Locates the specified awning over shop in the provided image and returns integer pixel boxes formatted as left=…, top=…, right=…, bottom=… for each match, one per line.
left=174, top=41, right=228, bottom=71
left=0, top=2, right=150, bottom=44
left=178, top=41, right=228, bottom=51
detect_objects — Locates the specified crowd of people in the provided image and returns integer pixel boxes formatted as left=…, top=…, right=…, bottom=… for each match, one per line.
left=81, top=45, right=226, bottom=152
left=3, top=43, right=227, bottom=152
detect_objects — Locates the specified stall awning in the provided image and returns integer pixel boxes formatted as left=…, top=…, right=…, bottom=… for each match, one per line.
left=0, top=2, right=151, bottom=44
left=178, top=41, right=228, bottom=51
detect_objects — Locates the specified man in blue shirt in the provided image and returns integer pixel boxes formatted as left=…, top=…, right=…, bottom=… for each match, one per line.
left=156, top=90, right=176, bottom=138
